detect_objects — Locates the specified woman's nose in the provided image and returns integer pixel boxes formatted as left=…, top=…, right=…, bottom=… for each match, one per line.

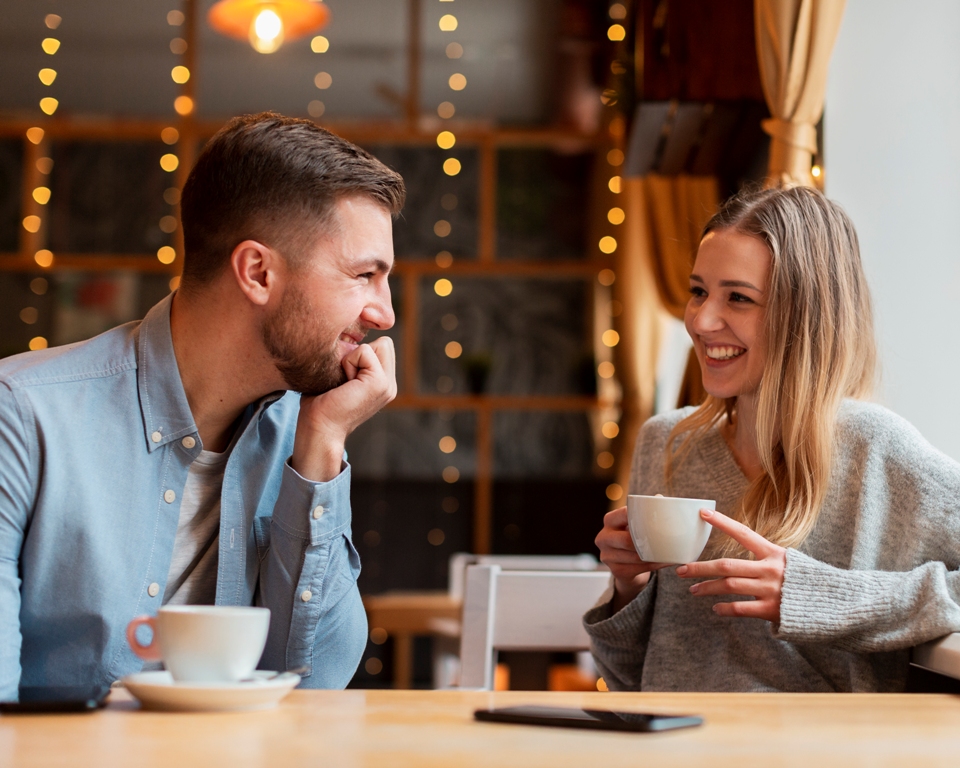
left=690, top=298, right=725, bottom=334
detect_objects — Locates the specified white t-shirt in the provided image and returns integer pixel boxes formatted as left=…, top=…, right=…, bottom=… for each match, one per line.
left=162, top=449, right=227, bottom=606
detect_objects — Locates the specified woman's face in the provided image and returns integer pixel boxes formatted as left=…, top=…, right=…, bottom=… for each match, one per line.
left=684, top=228, right=771, bottom=403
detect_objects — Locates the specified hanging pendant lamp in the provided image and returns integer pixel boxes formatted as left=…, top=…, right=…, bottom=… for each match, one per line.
left=208, top=0, right=330, bottom=54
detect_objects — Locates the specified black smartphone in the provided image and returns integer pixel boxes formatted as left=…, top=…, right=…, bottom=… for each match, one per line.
left=474, top=705, right=703, bottom=733
left=0, top=685, right=111, bottom=714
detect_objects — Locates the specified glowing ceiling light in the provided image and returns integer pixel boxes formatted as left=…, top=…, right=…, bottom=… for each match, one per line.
left=208, top=0, right=330, bottom=55
left=251, top=8, right=284, bottom=53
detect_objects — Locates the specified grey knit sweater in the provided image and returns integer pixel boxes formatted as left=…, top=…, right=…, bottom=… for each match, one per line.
left=584, top=400, right=960, bottom=692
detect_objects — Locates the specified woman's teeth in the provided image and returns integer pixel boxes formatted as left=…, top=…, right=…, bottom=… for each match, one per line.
left=706, top=346, right=745, bottom=360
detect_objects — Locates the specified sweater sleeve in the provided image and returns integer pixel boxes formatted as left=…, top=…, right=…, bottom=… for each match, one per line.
left=583, top=572, right=659, bottom=690
left=776, top=550, right=960, bottom=652
left=583, top=413, right=686, bottom=688
left=776, top=402, right=960, bottom=652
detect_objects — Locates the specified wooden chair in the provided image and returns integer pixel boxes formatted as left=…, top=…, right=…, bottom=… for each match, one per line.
left=458, top=564, right=611, bottom=690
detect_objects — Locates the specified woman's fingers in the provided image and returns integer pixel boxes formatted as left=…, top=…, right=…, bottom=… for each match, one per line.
left=697, top=508, right=776, bottom=557
left=711, top=599, right=778, bottom=621
left=688, top=576, right=772, bottom=599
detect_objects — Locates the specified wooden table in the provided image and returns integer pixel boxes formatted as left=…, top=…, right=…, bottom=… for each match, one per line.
left=363, top=591, right=461, bottom=688
left=3, top=689, right=960, bottom=767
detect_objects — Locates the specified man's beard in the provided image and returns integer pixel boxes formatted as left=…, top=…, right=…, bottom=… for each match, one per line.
left=261, top=284, right=348, bottom=397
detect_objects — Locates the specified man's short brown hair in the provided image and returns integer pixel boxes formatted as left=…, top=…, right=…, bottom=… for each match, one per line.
left=179, top=112, right=405, bottom=288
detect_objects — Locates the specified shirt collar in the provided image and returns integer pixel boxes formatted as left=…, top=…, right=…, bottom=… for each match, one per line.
left=136, top=293, right=198, bottom=452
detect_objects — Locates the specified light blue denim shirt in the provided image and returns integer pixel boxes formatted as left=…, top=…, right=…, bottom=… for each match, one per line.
left=0, top=294, right=366, bottom=699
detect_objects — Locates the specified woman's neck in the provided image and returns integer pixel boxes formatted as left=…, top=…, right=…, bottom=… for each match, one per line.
left=722, top=395, right=765, bottom=482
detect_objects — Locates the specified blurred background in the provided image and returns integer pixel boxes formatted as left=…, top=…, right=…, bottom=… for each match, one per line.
left=6, top=0, right=950, bottom=689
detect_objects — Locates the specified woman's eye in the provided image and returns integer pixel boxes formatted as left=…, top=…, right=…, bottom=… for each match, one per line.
left=689, top=286, right=706, bottom=298
left=729, top=292, right=752, bottom=303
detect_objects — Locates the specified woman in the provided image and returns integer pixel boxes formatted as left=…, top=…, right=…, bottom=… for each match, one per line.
left=585, top=186, right=960, bottom=692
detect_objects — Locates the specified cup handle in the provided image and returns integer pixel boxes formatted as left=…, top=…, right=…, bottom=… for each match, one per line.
left=126, top=615, right=162, bottom=661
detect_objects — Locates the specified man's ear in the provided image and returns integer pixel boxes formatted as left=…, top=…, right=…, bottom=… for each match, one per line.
left=230, top=240, right=280, bottom=307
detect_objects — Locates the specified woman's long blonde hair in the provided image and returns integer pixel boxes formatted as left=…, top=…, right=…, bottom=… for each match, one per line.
left=666, top=186, right=876, bottom=556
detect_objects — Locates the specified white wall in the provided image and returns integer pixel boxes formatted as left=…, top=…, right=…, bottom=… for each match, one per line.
left=826, top=0, right=960, bottom=460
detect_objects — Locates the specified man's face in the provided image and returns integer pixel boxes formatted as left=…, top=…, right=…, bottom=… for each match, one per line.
left=261, top=195, right=395, bottom=396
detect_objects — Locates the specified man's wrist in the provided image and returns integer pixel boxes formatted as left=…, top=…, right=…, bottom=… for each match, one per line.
left=291, top=437, right=345, bottom=483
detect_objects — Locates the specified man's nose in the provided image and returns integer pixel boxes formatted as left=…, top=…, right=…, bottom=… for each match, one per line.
left=363, top=284, right=395, bottom=330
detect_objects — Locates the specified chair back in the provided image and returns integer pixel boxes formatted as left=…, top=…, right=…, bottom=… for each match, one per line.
left=458, top=564, right=610, bottom=689
left=447, top=552, right=598, bottom=601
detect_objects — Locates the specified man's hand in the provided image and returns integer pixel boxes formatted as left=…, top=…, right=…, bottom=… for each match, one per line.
left=291, top=336, right=397, bottom=482
left=596, top=507, right=671, bottom=613
left=676, top=508, right=786, bottom=623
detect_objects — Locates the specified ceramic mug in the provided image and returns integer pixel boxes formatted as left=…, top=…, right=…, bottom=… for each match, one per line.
left=126, top=605, right=270, bottom=683
left=626, top=494, right=715, bottom=564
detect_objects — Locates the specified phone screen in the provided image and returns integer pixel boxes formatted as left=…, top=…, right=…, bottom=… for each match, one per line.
left=474, top=705, right=703, bottom=732
left=0, top=685, right=111, bottom=714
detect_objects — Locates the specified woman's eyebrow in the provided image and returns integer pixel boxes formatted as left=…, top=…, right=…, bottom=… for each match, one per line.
left=719, top=280, right=761, bottom=290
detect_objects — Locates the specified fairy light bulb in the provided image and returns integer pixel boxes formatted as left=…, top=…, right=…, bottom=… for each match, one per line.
left=250, top=7, right=284, bottom=53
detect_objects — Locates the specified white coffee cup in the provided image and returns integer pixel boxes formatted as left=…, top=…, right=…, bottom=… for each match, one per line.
left=627, top=494, right=716, bottom=564
left=126, top=605, right=270, bottom=683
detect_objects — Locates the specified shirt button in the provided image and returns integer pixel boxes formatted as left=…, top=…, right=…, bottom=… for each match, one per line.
left=164, top=489, right=176, bottom=503
left=151, top=431, right=162, bottom=443
left=312, top=505, right=324, bottom=520
left=148, top=582, right=160, bottom=597
left=181, top=436, right=196, bottom=449
left=300, top=590, right=313, bottom=602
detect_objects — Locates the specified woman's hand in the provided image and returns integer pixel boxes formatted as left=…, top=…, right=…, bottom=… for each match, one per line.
left=677, top=508, right=786, bottom=623
left=596, top=507, right=670, bottom=613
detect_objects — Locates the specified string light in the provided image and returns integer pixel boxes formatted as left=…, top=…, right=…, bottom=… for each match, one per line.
left=606, top=148, right=624, bottom=166
left=598, top=268, right=616, bottom=286
left=439, top=436, right=457, bottom=453
left=445, top=341, right=462, bottom=359
left=34, top=250, right=54, bottom=268
left=598, top=362, right=615, bottom=379
left=606, top=483, right=622, bottom=501
left=607, top=207, right=625, bottom=225
left=602, top=330, right=620, bottom=347
left=599, top=236, right=617, bottom=254
left=602, top=422, right=620, bottom=439
left=607, top=24, right=626, bottom=42
left=608, top=176, right=621, bottom=193
left=164, top=11, right=188, bottom=273
left=442, top=466, right=460, bottom=483
left=434, top=278, right=453, bottom=297
left=308, top=23, right=332, bottom=119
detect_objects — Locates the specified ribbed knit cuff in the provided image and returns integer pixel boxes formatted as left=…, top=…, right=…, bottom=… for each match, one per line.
left=777, top=548, right=892, bottom=643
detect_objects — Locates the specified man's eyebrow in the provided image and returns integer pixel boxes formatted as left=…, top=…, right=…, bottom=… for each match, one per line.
left=355, top=258, right=393, bottom=275
left=688, top=274, right=761, bottom=291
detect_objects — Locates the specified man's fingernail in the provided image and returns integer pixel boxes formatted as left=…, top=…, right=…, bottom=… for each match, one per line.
left=676, top=565, right=688, bottom=575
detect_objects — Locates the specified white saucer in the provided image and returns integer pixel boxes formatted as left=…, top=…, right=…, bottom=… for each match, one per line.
left=121, top=670, right=300, bottom=712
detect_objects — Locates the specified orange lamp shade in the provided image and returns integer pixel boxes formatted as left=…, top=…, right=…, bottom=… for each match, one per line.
left=208, top=0, right=329, bottom=53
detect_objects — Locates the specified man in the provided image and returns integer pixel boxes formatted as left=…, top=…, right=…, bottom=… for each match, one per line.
left=0, top=113, right=404, bottom=697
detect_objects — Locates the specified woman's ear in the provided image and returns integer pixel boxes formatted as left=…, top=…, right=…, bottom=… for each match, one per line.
left=230, top=240, right=279, bottom=307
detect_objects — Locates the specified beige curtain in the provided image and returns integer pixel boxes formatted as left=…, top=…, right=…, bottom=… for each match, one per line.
left=615, top=175, right=718, bottom=495
left=755, top=0, right=847, bottom=186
